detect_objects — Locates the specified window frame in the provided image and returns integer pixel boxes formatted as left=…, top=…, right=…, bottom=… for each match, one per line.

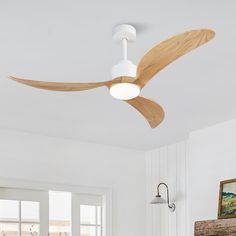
left=0, top=187, right=49, bottom=236
left=72, top=194, right=103, bottom=236
left=0, top=178, right=112, bottom=236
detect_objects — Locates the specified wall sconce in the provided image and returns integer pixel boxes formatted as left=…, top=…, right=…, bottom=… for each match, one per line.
left=150, top=182, right=176, bottom=212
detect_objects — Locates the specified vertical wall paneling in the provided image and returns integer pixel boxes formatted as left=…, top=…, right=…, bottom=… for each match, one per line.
left=146, top=152, right=153, bottom=236
left=146, top=140, right=188, bottom=236
left=176, top=141, right=187, bottom=236
left=168, top=144, right=177, bottom=236
left=152, top=150, right=161, bottom=236
left=160, top=146, right=169, bottom=236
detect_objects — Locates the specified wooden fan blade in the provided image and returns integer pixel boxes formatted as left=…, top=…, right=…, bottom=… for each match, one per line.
left=135, top=29, right=215, bottom=88
left=125, top=96, right=164, bottom=128
left=9, top=76, right=109, bottom=91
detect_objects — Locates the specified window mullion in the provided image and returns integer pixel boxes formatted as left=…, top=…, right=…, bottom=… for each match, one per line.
left=19, top=201, right=21, bottom=236
left=100, top=206, right=102, bottom=236
left=78, top=201, right=81, bottom=236
left=95, top=206, right=97, bottom=236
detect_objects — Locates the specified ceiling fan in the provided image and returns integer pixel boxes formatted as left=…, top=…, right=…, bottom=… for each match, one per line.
left=9, top=24, right=215, bottom=128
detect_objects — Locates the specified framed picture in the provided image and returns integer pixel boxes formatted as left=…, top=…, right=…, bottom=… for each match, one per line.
left=218, top=178, right=236, bottom=219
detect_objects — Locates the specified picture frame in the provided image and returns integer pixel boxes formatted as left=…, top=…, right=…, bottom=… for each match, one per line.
left=218, top=178, right=236, bottom=219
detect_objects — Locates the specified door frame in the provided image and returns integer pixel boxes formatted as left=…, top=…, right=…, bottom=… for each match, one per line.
left=0, top=177, right=112, bottom=236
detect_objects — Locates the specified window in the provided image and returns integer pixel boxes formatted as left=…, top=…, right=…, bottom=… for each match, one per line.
left=49, top=191, right=71, bottom=236
left=80, top=205, right=102, bottom=236
left=0, top=199, right=19, bottom=236
left=0, top=188, right=48, bottom=236
left=0, top=200, right=40, bottom=236
left=0, top=188, right=105, bottom=236
left=72, top=194, right=103, bottom=236
left=49, top=192, right=103, bottom=236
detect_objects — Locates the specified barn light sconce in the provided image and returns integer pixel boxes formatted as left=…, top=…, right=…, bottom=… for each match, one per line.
left=150, top=182, right=176, bottom=212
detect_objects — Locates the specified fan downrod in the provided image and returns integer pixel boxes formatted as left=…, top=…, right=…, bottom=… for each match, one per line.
left=111, top=24, right=137, bottom=80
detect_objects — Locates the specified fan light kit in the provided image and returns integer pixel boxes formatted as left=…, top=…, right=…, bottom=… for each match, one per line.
left=110, top=83, right=140, bottom=100
left=8, top=24, right=215, bottom=128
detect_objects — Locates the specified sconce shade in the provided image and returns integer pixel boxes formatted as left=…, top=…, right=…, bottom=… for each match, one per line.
left=150, top=195, right=167, bottom=204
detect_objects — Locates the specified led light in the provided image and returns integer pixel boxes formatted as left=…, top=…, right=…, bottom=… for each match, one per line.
left=109, top=83, right=140, bottom=100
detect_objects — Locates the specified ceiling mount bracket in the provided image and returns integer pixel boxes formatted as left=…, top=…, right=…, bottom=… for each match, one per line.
left=113, top=24, right=136, bottom=42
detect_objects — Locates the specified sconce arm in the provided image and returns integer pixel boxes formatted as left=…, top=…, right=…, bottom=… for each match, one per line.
left=157, top=182, right=175, bottom=211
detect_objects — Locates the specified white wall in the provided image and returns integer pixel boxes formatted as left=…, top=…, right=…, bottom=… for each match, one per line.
left=0, top=128, right=146, bottom=236
left=146, top=118, right=236, bottom=236
left=188, top=119, right=236, bottom=234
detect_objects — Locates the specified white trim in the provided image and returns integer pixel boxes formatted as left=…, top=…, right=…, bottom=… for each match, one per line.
left=76, top=194, right=102, bottom=206
left=71, top=194, right=80, bottom=236
left=0, top=177, right=113, bottom=236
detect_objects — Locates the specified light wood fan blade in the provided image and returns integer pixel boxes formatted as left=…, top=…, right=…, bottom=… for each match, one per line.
left=135, top=29, right=215, bottom=88
left=125, top=96, right=164, bottom=128
left=9, top=76, right=109, bottom=91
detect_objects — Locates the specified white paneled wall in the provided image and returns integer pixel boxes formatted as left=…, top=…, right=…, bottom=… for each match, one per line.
left=146, top=141, right=188, bottom=236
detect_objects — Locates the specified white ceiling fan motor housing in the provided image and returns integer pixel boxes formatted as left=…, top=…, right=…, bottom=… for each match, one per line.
left=111, top=60, right=137, bottom=79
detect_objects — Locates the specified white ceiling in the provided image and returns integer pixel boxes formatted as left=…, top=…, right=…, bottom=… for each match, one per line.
left=0, top=0, right=236, bottom=150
